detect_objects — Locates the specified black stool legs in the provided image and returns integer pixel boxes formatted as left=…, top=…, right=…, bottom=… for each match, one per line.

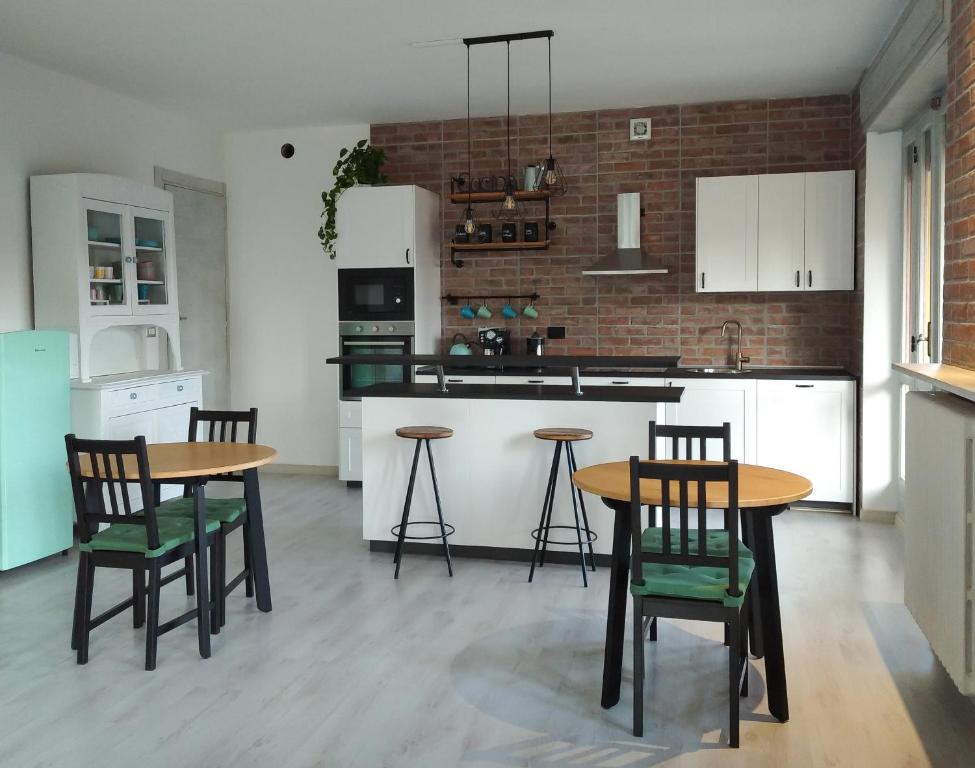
left=392, top=437, right=454, bottom=579
left=529, top=438, right=597, bottom=586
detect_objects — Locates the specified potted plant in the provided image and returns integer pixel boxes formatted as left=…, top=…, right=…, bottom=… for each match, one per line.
left=319, top=139, right=387, bottom=258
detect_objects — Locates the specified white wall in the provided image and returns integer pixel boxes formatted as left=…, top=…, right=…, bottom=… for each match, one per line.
left=0, top=51, right=224, bottom=333
left=861, top=130, right=904, bottom=516
left=223, top=124, right=368, bottom=468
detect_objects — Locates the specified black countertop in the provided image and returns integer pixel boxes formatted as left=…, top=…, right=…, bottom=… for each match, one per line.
left=415, top=364, right=856, bottom=381
left=327, top=353, right=679, bottom=370
left=346, top=382, right=684, bottom=403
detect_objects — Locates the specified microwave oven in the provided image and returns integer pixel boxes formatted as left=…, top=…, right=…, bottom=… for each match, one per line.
left=338, top=267, right=414, bottom=322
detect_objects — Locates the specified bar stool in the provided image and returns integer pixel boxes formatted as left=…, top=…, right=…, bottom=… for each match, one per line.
left=529, top=428, right=597, bottom=586
left=391, top=426, right=454, bottom=579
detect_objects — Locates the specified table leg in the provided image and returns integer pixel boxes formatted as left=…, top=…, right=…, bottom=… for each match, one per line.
left=193, top=484, right=211, bottom=658
left=243, top=468, right=272, bottom=612
left=741, top=512, right=764, bottom=659
left=600, top=498, right=631, bottom=709
left=748, top=507, right=788, bottom=722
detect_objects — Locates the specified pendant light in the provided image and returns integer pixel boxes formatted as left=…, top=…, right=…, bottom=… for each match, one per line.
left=542, top=35, right=566, bottom=196
left=462, top=43, right=477, bottom=236
left=496, top=41, right=519, bottom=219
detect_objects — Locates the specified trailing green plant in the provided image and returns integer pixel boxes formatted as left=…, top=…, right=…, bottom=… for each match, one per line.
left=319, top=139, right=387, bottom=258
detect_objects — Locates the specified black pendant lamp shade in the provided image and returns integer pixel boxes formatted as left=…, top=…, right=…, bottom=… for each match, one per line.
left=542, top=35, right=566, bottom=196
left=496, top=41, right=520, bottom=219
left=461, top=43, right=477, bottom=236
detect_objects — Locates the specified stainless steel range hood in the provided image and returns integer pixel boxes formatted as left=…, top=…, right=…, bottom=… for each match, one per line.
left=582, top=192, right=670, bottom=276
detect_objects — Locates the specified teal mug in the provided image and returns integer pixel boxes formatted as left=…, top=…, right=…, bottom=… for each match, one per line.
left=523, top=302, right=539, bottom=320
left=501, top=303, right=518, bottom=319
left=460, top=303, right=476, bottom=320
left=476, top=303, right=492, bottom=320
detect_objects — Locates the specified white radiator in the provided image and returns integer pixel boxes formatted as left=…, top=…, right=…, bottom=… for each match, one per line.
left=905, top=391, right=975, bottom=694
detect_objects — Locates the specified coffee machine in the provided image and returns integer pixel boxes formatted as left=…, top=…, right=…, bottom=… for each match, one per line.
left=478, top=328, right=511, bottom=356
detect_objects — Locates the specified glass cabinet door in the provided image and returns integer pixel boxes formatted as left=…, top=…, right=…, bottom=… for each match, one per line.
left=84, top=200, right=129, bottom=315
left=131, top=207, right=172, bottom=314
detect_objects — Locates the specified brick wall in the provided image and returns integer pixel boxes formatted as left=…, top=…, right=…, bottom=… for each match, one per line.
left=372, top=95, right=855, bottom=365
left=944, top=0, right=975, bottom=368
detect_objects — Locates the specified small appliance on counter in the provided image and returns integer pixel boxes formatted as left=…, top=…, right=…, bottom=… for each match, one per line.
left=449, top=333, right=474, bottom=355
left=527, top=331, right=545, bottom=356
left=478, top=327, right=511, bottom=356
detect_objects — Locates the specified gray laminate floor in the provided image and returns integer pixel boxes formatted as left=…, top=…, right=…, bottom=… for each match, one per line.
left=2, top=474, right=974, bottom=768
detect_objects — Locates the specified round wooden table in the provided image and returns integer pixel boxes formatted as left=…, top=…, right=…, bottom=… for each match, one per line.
left=573, top=460, right=811, bottom=723
left=78, top=442, right=278, bottom=620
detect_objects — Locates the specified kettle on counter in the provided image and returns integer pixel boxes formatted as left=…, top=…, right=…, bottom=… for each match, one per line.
left=449, top=333, right=474, bottom=356
left=527, top=331, right=545, bottom=356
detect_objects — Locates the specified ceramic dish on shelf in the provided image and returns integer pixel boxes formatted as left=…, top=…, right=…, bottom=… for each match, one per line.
left=136, top=238, right=160, bottom=248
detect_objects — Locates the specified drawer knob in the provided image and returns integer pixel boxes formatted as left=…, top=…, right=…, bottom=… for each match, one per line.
left=129, top=392, right=137, bottom=400
left=177, top=385, right=184, bottom=392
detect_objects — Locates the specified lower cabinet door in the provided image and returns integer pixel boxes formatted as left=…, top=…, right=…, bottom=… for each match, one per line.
left=755, top=380, right=853, bottom=503
left=664, top=378, right=757, bottom=463
left=106, top=410, right=156, bottom=441
left=339, top=427, right=362, bottom=481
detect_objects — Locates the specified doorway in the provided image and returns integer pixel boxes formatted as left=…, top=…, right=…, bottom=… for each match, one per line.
left=154, top=168, right=230, bottom=410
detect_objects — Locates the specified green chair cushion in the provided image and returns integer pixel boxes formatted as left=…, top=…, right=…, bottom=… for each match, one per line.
left=155, top=496, right=247, bottom=524
left=79, top=517, right=220, bottom=559
left=630, top=554, right=755, bottom=608
left=642, top=527, right=753, bottom=560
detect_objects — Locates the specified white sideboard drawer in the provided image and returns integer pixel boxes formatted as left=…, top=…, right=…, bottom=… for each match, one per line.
left=107, top=383, right=159, bottom=411
left=157, top=378, right=201, bottom=406
left=339, top=399, right=362, bottom=428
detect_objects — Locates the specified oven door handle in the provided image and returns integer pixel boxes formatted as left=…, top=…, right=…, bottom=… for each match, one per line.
left=342, top=341, right=408, bottom=347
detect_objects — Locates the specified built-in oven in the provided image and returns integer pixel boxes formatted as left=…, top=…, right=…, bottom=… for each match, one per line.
left=339, top=321, right=414, bottom=400
left=338, top=268, right=414, bottom=322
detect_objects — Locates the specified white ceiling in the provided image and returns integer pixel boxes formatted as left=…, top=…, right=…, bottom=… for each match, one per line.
left=0, top=0, right=910, bottom=130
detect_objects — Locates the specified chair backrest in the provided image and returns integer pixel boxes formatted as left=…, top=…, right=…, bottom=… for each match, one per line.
left=187, top=407, right=258, bottom=484
left=649, top=421, right=731, bottom=461
left=65, top=434, right=160, bottom=550
left=628, top=456, right=741, bottom=600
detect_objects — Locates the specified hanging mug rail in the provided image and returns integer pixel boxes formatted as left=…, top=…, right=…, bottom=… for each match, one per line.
left=442, top=292, right=540, bottom=306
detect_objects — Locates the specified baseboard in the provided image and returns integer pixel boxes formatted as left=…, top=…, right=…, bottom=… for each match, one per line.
left=860, top=508, right=898, bottom=525
left=369, top=539, right=613, bottom=567
left=261, top=464, right=338, bottom=477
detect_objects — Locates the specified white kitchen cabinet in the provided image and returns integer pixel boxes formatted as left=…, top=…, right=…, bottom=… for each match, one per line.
left=504, top=375, right=572, bottom=385
left=695, top=175, right=759, bottom=293
left=664, top=378, right=757, bottom=463
left=804, top=170, right=855, bottom=291
left=755, top=379, right=854, bottom=503
left=757, top=173, right=806, bottom=291
left=30, top=174, right=182, bottom=382
left=415, top=373, right=497, bottom=385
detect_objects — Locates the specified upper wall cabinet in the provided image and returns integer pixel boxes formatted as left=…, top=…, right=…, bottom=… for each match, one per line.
left=695, top=175, right=759, bottom=293
left=698, top=170, right=855, bottom=293
left=334, top=186, right=416, bottom=269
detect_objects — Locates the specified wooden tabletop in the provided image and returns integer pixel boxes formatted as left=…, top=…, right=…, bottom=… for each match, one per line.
left=78, top=442, right=277, bottom=480
left=572, top=460, right=812, bottom=508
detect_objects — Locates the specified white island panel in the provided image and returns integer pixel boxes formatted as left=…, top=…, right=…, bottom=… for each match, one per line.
left=362, top=396, right=666, bottom=555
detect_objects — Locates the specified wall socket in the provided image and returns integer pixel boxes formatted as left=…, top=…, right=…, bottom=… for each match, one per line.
left=546, top=326, right=566, bottom=339
left=145, top=327, right=156, bottom=338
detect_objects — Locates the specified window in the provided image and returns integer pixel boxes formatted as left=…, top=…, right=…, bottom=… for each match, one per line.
left=903, top=108, right=946, bottom=364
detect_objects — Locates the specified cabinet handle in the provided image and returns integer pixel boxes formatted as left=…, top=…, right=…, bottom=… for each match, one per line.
left=701, top=272, right=705, bottom=290
left=125, top=256, right=134, bottom=264
left=447, top=378, right=463, bottom=383
left=795, top=270, right=800, bottom=288
left=527, top=379, right=544, bottom=384
left=611, top=380, right=629, bottom=385
left=795, top=384, right=814, bottom=388
left=177, top=385, right=184, bottom=392
left=405, top=248, right=411, bottom=264
left=129, top=392, right=137, bottom=400
left=807, top=269, right=812, bottom=288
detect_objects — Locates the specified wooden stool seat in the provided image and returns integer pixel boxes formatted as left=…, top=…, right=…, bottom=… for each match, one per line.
left=533, top=427, right=593, bottom=442
left=395, top=426, right=453, bottom=440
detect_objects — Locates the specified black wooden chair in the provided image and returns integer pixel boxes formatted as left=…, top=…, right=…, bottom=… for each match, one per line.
left=156, top=407, right=258, bottom=628
left=628, top=457, right=752, bottom=747
left=644, top=422, right=738, bottom=641
left=66, top=434, right=219, bottom=670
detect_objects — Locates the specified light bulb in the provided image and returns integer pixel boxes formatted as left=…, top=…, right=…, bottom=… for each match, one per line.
left=544, top=157, right=558, bottom=186
left=502, top=193, right=517, bottom=211
left=463, top=208, right=476, bottom=235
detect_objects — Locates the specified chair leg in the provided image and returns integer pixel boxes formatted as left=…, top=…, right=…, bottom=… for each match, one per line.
left=132, top=568, right=146, bottom=629
left=529, top=438, right=561, bottom=581
left=393, top=439, right=422, bottom=579
left=145, top=561, right=161, bottom=671
left=567, top=443, right=596, bottom=572
left=76, top=553, right=94, bottom=664
left=728, top=613, right=741, bottom=748
left=209, top=535, right=221, bottom=635
left=71, top=554, right=85, bottom=650
left=538, top=441, right=562, bottom=568
left=564, top=443, right=588, bottom=587
left=646, top=616, right=658, bottom=642
left=633, top=597, right=644, bottom=738
left=425, top=439, right=453, bottom=577
left=740, top=601, right=749, bottom=698
left=219, top=530, right=229, bottom=627
left=242, top=522, right=254, bottom=598
left=184, top=555, right=195, bottom=595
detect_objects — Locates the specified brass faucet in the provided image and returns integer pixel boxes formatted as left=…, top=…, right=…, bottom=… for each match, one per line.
left=721, top=320, right=750, bottom=372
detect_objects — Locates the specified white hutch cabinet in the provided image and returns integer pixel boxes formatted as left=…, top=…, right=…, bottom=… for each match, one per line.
left=30, top=174, right=203, bottom=498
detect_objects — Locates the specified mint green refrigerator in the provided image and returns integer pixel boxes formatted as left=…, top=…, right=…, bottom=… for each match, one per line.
left=0, top=331, right=73, bottom=570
